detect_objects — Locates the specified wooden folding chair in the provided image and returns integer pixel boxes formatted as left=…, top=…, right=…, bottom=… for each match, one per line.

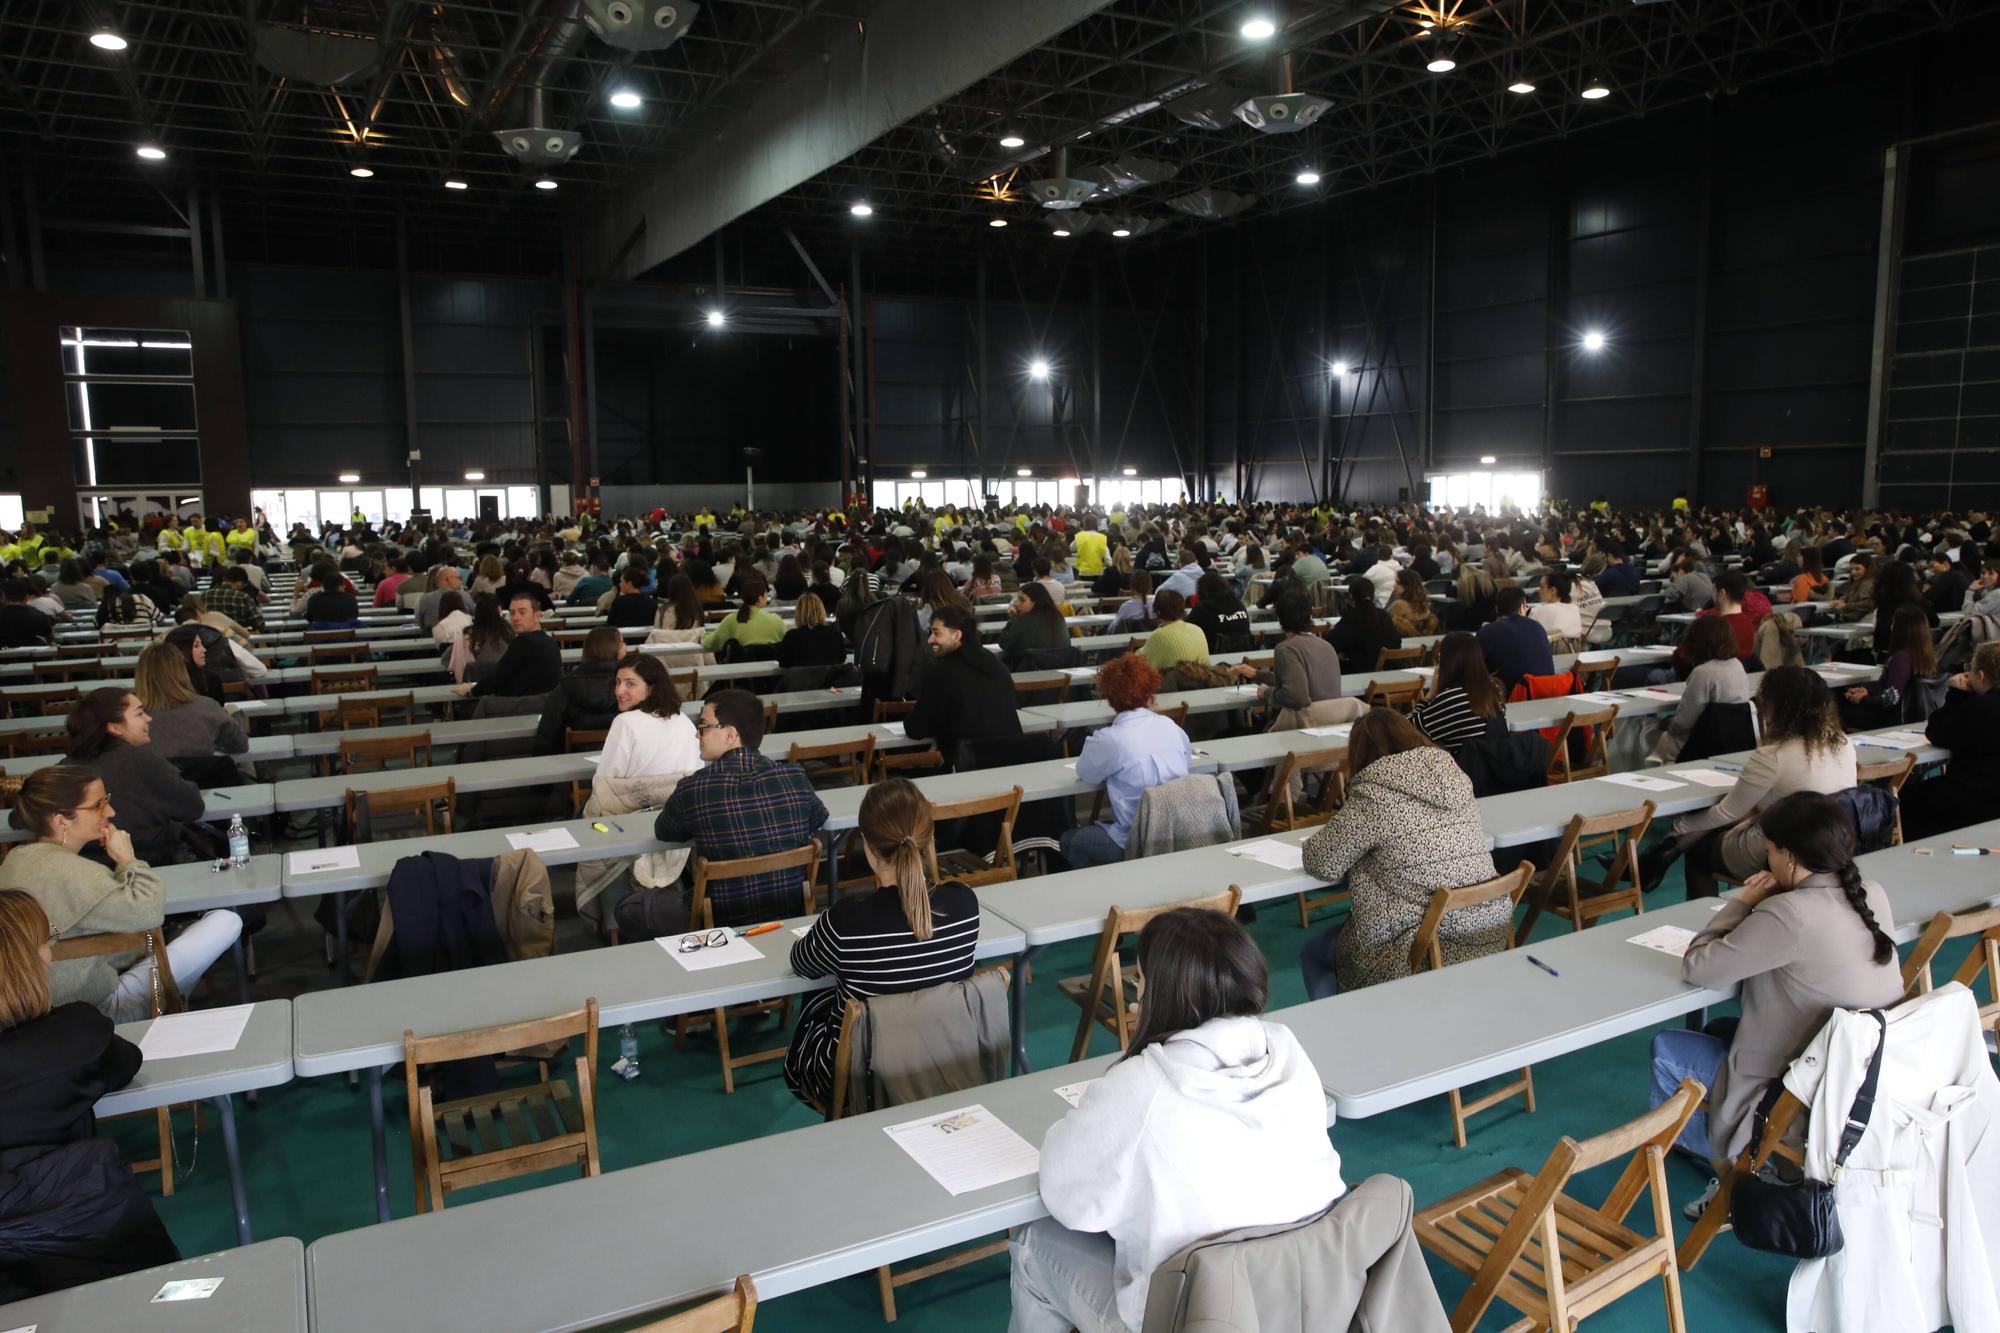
left=786, top=734, right=876, bottom=787
left=564, top=726, right=612, bottom=813
left=303, top=628, right=359, bottom=643
left=401, top=998, right=601, bottom=1214
left=4, top=730, right=72, bottom=759
left=56, top=643, right=109, bottom=660
left=31, top=660, right=101, bottom=684
left=13, top=684, right=78, bottom=717
left=629, top=1275, right=758, bottom=1333
left=813, top=986, right=1015, bottom=1322
left=1060, top=887, right=1242, bottom=1061
left=1516, top=802, right=1655, bottom=938
left=873, top=698, right=916, bottom=724
left=1375, top=645, right=1426, bottom=672
left=1409, top=865, right=1536, bottom=1146
left=1013, top=673, right=1070, bottom=708
left=552, top=628, right=592, bottom=647
left=51, top=930, right=192, bottom=1195
left=1151, top=700, right=1190, bottom=732
left=674, top=842, right=822, bottom=1093
left=670, top=668, right=701, bottom=703
left=338, top=731, right=431, bottom=774
left=335, top=691, right=417, bottom=730
left=1545, top=705, right=1617, bottom=783
left=1363, top=677, right=1422, bottom=714
left=873, top=746, right=945, bottom=781
left=1573, top=656, right=1620, bottom=695
left=1901, top=905, right=2000, bottom=1042
left=1856, top=753, right=1917, bottom=845
left=312, top=665, right=379, bottom=694
left=1416, top=1078, right=1703, bottom=1332
left=345, top=777, right=457, bottom=843
left=925, top=786, right=1023, bottom=889
left=1677, top=1086, right=1806, bottom=1270
left=310, top=642, right=371, bottom=666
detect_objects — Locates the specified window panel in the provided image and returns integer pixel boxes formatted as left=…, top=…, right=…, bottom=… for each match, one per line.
left=383, top=487, right=415, bottom=523
left=0, top=494, right=23, bottom=531
left=505, top=486, right=538, bottom=519
left=445, top=488, right=475, bottom=518
left=418, top=487, right=445, bottom=519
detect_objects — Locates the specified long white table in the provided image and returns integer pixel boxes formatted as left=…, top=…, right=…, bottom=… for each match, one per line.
left=0, top=1237, right=305, bottom=1333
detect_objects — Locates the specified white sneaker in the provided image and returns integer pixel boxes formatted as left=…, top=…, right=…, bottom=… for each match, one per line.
left=1683, top=1177, right=1722, bottom=1221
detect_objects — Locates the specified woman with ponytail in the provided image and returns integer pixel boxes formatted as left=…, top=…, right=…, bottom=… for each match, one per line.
left=699, top=568, right=786, bottom=658
left=1649, top=790, right=1904, bottom=1220
left=782, top=778, right=981, bottom=1109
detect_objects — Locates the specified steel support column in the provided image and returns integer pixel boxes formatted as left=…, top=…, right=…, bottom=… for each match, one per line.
left=395, top=206, right=421, bottom=495
left=1861, top=143, right=1908, bottom=510
left=1686, top=115, right=1716, bottom=505
left=189, top=183, right=207, bottom=298
left=850, top=236, right=868, bottom=499
left=977, top=252, right=990, bottom=502
left=1423, top=179, right=1438, bottom=479
left=1090, top=260, right=1103, bottom=495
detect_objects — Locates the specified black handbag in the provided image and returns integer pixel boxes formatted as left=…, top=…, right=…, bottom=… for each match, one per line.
left=1731, top=1010, right=1887, bottom=1259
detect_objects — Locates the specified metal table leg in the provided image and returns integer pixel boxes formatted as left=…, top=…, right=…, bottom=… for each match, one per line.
left=335, top=891, right=350, bottom=985
left=367, top=1065, right=391, bottom=1223
left=211, top=1092, right=254, bottom=1245
left=1010, top=945, right=1043, bottom=1076
left=231, top=934, right=252, bottom=1006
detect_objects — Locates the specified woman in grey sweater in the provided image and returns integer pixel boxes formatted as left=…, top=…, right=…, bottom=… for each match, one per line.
left=1647, top=615, right=1751, bottom=764
left=133, top=643, right=249, bottom=772
left=1230, top=590, right=1341, bottom=722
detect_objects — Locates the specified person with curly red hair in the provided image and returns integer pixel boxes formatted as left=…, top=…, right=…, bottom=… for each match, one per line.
left=1060, top=653, right=1192, bottom=868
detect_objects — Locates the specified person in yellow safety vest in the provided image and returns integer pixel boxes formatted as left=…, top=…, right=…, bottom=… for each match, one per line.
left=933, top=507, right=955, bottom=537
left=1672, top=495, right=1689, bottom=512
left=695, top=508, right=715, bottom=530
left=156, top=518, right=187, bottom=552
left=225, top=518, right=258, bottom=553
left=1072, top=513, right=1108, bottom=577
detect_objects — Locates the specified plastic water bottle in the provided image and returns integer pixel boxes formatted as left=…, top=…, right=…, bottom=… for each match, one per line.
left=615, top=1024, right=641, bottom=1081
left=226, top=815, right=250, bottom=867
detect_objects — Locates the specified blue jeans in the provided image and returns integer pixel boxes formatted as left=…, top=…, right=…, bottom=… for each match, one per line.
left=1299, top=927, right=1343, bottom=1001
left=1060, top=822, right=1126, bottom=869
left=1650, top=1026, right=1730, bottom=1158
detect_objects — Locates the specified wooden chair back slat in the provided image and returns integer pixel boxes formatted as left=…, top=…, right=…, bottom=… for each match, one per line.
left=1409, top=865, right=1532, bottom=973
left=690, top=842, right=822, bottom=929
left=629, top=1275, right=759, bottom=1333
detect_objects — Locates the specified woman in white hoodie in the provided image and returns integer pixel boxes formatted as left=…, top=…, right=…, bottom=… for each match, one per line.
left=1010, top=909, right=1344, bottom=1333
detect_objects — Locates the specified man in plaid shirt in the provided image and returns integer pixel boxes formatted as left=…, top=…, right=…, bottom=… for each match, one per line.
left=630, top=687, right=828, bottom=935
left=202, top=566, right=264, bottom=632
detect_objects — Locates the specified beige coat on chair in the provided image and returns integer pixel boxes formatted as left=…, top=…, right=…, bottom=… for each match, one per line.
left=573, top=773, right=691, bottom=910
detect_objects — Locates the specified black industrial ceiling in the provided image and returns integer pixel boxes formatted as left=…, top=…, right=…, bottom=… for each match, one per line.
left=0, top=0, right=1980, bottom=275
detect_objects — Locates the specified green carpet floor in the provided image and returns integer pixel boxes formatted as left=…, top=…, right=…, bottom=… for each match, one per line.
left=118, top=862, right=1976, bottom=1332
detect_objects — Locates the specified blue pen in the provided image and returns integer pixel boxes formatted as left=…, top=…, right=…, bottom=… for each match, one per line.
left=1711, top=763, right=1743, bottom=775
left=1526, top=955, right=1559, bottom=978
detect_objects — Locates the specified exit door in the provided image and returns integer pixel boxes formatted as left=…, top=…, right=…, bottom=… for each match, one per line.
left=478, top=494, right=500, bottom=523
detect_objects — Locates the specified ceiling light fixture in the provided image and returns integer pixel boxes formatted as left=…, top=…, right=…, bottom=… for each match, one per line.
left=608, top=88, right=642, bottom=110
left=706, top=310, right=726, bottom=328
left=1581, top=79, right=1611, bottom=100
left=349, top=165, right=374, bottom=178
left=1111, top=227, right=1132, bottom=238
left=1051, top=227, right=1071, bottom=237
left=1122, top=467, right=1139, bottom=476
left=1330, top=360, right=1349, bottom=375
left=1240, top=16, right=1277, bottom=40
left=338, top=472, right=360, bottom=484
left=534, top=176, right=559, bottom=190
left=1479, top=455, right=1498, bottom=465
left=988, top=218, right=1008, bottom=228
left=1425, top=28, right=1460, bottom=72
left=1507, top=78, right=1537, bottom=94
left=1427, top=51, right=1457, bottom=73
left=1582, top=330, right=1607, bottom=351
left=1029, top=359, right=1051, bottom=381
left=997, top=122, right=1028, bottom=149
left=444, top=178, right=468, bottom=190
left=910, top=470, right=927, bottom=480
left=1017, top=468, right=1033, bottom=477
left=1295, top=169, right=1322, bottom=186
left=89, top=30, right=127, bottom=51
left=849, top=202, right=873, bottom=217
left=465, top=470, right=486, bottom=481
left=135, top=144, right=167, bottom=161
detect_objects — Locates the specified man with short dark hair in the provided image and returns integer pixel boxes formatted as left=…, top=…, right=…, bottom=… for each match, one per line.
left=604, top=565, right=657, bottom=628
left=456, top=592, right=561, bottom=698
left=629, top=688, right=828, bottom=936
left=1476, top=586, right=1556, bottom=691
left=1927, top=549, right=1969, bottom=618
left=906, top=604, right=1021, bottom=768
left=0, top=578, right=55, bottom=648
left=204, top=565, right=264, bottom=632
left=1594, top=541, right=1640, bottom=597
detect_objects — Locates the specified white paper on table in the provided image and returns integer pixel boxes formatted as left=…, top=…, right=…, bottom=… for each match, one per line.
left=1301, top=724, right=1351, bottom=738
left=1061, top=666, right=1096, bottom=679
left=138, top=1005, right=254, bottom=1061
left=1570, top=692, right=1625, bottom=705
left=1628, top=925, right=1698, bottom=958
left=584, top=755, right=600, bottom=765
left=880, top=721, right=907, bottom=737
left=1630, top=688, right=1682, bottom=702
left=1599, top=771, right=1683, bottom=792
left=1062, top=761, right=1077, bottom=769
left=659, top=932, right=765, bottom=971
left=1, top=1323, right=36, bottom=1332
left=151, top=1278, right=224, bottom=1303
left=883, top=1104, right=1041, bottom=1196
left=1672, top=769, right=1741, bottom=788
left=1231, top=839, right=1306, bottom=870
left=1407, top=665, right=1435, bottom=678
left=791, top=925, right=814, bottom=937
left=286, top=845, right=361, bottom=875
left=506, top=828, right=580, bottom=853
left=1858, top=731, right=1929, bottom=751
left=1054, top=1080, right=1097, bottom=1108
left=1642, top=644, right=1679, bottom=652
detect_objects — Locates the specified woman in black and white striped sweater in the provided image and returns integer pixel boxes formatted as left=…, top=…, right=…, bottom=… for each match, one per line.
left=1409, top=631, right=1508, bottom=755
left=783, top=779, right=981, bottom=1108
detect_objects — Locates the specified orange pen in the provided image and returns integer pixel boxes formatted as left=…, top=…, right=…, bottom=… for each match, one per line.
left=736, top=922, right=784, bottom=938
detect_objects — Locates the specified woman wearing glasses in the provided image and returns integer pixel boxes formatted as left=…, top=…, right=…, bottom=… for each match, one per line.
left=0, top=766, right=240, bottom=1022
left=782, top=779, right=981, bottom=1110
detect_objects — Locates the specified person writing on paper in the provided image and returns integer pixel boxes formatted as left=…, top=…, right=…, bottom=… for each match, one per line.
left=1295, top=708, right=1504, bottom=998
left=1227, top=590, right=1343, bottom=728
left=1649, top=791, right=1902, bottom=1220
left=1645, top=615, right=1751, bottom=765
left=0, top=767, right=240, bottom=1023
left=783, top=779, right=981, bottom=1109
left=1902, top=641, right=2000, bottom=840
left=1060, top=654, right=1192, bottom=870
left=1012, top=908, right=1344, bottom=1333
left=633, top=689, right=828, bottom=937
left=571, top=654, right=702, bottom=937
left=1644, top=666, right=1856, bottom=899
left=1410, top=631, right=1507, bottom=754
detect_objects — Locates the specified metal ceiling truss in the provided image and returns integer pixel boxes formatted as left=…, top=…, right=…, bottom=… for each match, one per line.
left=0, top=0, right=1978, bottom=271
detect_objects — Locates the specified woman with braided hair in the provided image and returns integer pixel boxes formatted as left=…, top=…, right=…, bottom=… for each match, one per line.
left=781, top=779, right=982, bottom=1109
left=1649, top=790, right=1904, bottom=1221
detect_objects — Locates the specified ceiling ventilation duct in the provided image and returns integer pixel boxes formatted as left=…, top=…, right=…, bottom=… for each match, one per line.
left=1235, top=55, right=1331, bottom=134
left=1096, top=156, right=1179, bottom=192
left=253, top=23, right=381, bottom=85
left=579, top=0, right=701, bottom=50
left=496, top=86, right=584, bottom=165
left=1163, top=83, right=1246, bottom=131
left=493, top=4, right=592, bottom=167
left=1028, top=148, right=1099, bottom=210
left=1165, top=188, right=1258, bottom=220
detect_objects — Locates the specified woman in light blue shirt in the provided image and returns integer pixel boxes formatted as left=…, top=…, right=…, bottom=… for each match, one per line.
left=1060, top=653, right=1193, bottom=869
